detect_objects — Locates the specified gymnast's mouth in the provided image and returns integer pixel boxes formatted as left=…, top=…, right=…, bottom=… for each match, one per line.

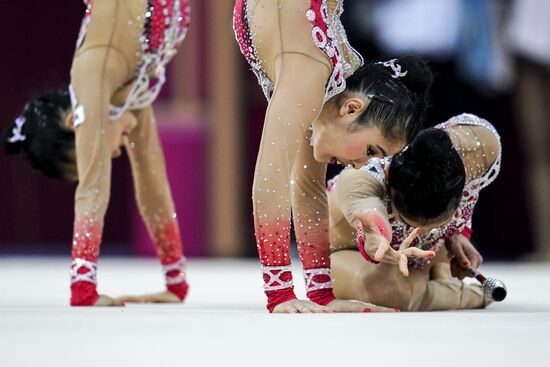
left=330, top=157, right=348, bottom=166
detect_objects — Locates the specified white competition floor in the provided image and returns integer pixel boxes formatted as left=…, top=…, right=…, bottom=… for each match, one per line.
left=0, top=257, right=549, bottom=367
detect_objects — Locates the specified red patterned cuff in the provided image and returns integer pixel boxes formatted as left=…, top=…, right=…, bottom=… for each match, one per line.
left=70, top=258, right=99, bottom=306
left=262, top=265, right=296, bottom=312
left=357, top=226, right=380, bottom=264
left=307, top=288, right=335, bottom=306
left=70, top=281, right=99, bottom=306
left=163, top=258, right=188, bottom=301
left=265, top=288, right=297, bottom=313
left=167, top=282, right=189, bottom=301
left=304, top=267, right=335, bottom=305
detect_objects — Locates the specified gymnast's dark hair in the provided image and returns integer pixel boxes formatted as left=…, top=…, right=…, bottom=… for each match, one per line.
left=343, top=55, right=433, bottom=143
left=388, top=128, right=466, bottom=224
left=2, top=87, right=76, bottom=181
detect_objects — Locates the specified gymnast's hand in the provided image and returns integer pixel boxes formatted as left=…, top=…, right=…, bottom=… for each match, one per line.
left=353, top=212, right=435, bottom=277
left=115, top=291, right=181, bottom=304
left=326, top=299, right=398, bottom=313
left=94, top=294, right=125, bottom=307
left=445, top=234, right=483, bottom=280
left=273, top=299, right=333, bottom=313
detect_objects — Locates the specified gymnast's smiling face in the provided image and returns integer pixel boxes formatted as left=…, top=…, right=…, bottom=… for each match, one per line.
left=310, top=96, right=405, bottom=168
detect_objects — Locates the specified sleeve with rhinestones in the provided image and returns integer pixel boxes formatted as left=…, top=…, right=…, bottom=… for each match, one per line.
left=331, top=167, right=392, bottom=258
left=291, top=136, right=336, bottom=305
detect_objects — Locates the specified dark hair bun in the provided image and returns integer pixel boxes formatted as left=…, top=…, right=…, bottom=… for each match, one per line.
left=402, top=128, right=453, bottom=167
left=395, top=56, right=433, bottom=101
left=345, top=55, right=433, bottom=143
left=2, top=87, right=76, bottom=181
left=389, top=128, right=465, bottom=222
left=395, top=55, right=433, bottom=124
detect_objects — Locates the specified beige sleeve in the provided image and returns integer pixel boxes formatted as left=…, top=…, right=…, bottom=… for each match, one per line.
left=331, top=168, right=391, bottom=232
left=290, top=131, right=330, bottom=269
left=418, top=278, right=486, bottom=310
left=123, top=107, right=176, bottom=224
left=252, top=52, right=331, bottom=268
left=445, top=123, right=501, bottom=183
left=123, top=106, right=183, bottom=264
left=71, top=46, right=127, bottom=224
left=248, top=0, right=340, bottom=270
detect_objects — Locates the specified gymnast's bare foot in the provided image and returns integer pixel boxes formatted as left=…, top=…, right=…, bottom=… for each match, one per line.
left=115, top=291, right=180, bottom=304
left=94, top=294, right=125, bottom=307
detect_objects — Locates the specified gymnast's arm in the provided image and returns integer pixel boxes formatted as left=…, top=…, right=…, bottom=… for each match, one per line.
left=331, top=168, right=392, bottom=253
left=70, top=46, right=128, bottom=231
left=444, top=118, right=501, bottom=185
left=443, top=117, right=502, bottom=277
left=331, top=167, right=433, bottom=275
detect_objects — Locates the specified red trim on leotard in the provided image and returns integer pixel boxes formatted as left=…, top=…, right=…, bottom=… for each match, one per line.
left=460, top=227, right=473, bottom=240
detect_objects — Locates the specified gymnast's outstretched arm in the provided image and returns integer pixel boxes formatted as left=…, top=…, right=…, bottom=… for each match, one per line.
left=331, top=167, right=433, bottom=275
left=442, top=116, right=502, bottom=278
left=69, top=44, right=130, bottom=305
left=252, top=52, right=331, bottom=312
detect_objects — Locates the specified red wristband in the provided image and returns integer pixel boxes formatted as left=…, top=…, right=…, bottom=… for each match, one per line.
left=70, top=281, right=99, bottom=306
left=265, top=288, right=297, bottom=313
left=460, top=227, right=473, bottom=240
left=167, top=282, right=189, bottom=301
left=357, top=227, right=380, bottom=264
left=308, top=288, right=335, bottom=306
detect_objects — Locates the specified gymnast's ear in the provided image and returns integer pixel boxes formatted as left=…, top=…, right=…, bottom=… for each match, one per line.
left=338, top=97, right=367, bottom=118
left=65, top=112, right=75, bottom=128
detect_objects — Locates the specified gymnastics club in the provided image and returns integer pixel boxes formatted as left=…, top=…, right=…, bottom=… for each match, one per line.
left=467, top=267, right=507, bottom=302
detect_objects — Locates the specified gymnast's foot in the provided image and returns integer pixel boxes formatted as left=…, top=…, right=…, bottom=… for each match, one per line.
left=94, top=294, right=125, bottom=307
left=115, top=291, right=181, bottom=304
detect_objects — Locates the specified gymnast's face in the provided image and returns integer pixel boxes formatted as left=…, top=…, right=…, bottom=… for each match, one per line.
left=389, top=198, right=454, bottom=236
left=311, top=97, right=404, bottom=168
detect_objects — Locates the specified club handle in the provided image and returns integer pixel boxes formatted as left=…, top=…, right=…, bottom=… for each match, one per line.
left=467, top=267, right=507, bottom=302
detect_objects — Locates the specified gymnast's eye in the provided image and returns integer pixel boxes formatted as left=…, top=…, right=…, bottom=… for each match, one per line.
left=367, top=146, right=376, bottom=157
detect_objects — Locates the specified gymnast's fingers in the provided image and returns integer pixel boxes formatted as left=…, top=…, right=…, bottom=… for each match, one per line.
left=453, top=241, right=470, bottom=269
left=463, top=241, right=483, bottom=269
left=401, top=247, right=435, bottom=259
left=374, top=241, right=391, bottom=262
left=450, top=258, right=467, bottom=280
left=398, top=227, right=421, bottom=251
left=398, top=254, right=409, bottom=277
left=365, top=303, right=400, bottom=313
